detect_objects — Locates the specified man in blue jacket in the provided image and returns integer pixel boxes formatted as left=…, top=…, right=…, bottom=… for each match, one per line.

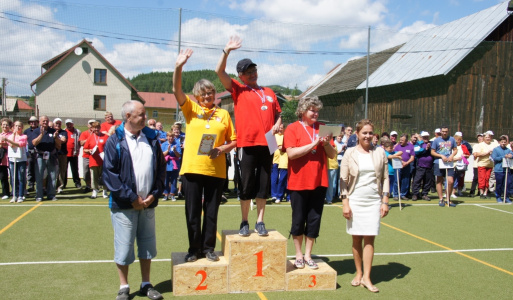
left=103, top=100, right=166, bottom=300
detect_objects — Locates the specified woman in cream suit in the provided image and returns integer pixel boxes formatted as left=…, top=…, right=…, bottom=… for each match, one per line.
left=340, top=119, right=390, bottom=293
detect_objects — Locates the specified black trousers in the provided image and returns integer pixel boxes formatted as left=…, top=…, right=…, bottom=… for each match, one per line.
left=470, top=167, right=479, bottom=193
left=67, top=156, right=80, bottom=185
left=183, top=174, right=224, bottom=254
left=0, top=165, right=9, bottom=196
left=412, top=167, right=434, bottom=196
left=27, top=150, right=37, bottom=187
left=289, top=186, right=326, bottom=238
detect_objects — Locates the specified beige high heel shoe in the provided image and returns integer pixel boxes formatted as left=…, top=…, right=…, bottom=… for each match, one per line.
left=360, top=280, right=379, bottom=293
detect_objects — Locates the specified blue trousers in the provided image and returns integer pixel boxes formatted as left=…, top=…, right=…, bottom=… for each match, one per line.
left=393, top=167, right=411, bottom=197
left=495, top=170, right=513, bottom=199
left=164, top=169, right=179, bottom=195
left=9, top=161, right=27, bottom=197
left=271, top=164, right=287, bottom=200
left=326, top=169, right=338, bottom=202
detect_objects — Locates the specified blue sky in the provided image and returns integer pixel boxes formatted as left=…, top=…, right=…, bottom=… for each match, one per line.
left=0, top=0, right=505, bottom=95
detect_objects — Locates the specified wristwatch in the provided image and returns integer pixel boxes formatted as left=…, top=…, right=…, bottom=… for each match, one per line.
left=340, top=194, right=348, bottom=199
left=382, top=192, right=390, bottom=197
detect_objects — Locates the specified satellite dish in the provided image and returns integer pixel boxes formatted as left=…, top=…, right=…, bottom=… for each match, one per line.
left=74, top=47, right=83, bottom=55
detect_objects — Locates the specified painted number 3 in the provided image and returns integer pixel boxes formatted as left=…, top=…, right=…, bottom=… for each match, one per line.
left=195, top=270, right=208, bottom=290
left=309, top=275, right=317, bottom=288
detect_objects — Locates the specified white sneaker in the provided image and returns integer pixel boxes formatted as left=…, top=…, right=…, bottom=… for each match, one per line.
left=57, top=187, right=63, bottom=194
left=17, top=198, right=23, bottom=203
left=275, top=198, right=280, bottom=203
left=91, top=190, right=98, bottom=199
left=10, top=197, right=16, bottom=203
left=102, top=190, right=109, bottom=198
left=452, top=194, right=458, bottom=199
left=51, top=197, right=57, bottom=201
left=171, top=195, right=176, bottom=201
left=462, top=186, right=467, bottom=192
left=162, top=195, right=168, bottom=201
left=2, top=195, right=9, bottom=200
left=36, top=198, right=42, bottom=202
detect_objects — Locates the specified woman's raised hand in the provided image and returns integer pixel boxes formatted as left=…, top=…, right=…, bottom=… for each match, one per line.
left=225, top=35, right=242, bottom=52
left=176, top=49, right=193, bottom=67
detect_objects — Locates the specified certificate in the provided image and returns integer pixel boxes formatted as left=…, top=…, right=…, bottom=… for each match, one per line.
left=8, top=146, right=22, bottom=159
left=438, top=160, right=454, bottom=169
left=198, top=134, right=217, bottom=156
left=318, top=125, right=342, bottom=138
left=392, top=158, right=403, bottom=169
left=265, top=129, right=279, bottom=155
left=502, top=158, right=513, bottom=169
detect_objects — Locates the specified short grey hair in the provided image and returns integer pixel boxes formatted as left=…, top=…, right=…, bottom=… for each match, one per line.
left=295, top=96, right=323, bottom=119
left=192, top=79, right=216, bottom=98
left=121, top=101, right=138, bottom=122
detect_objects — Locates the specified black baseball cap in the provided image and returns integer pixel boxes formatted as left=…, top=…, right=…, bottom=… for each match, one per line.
left=236, top=58, right=257, bottom=73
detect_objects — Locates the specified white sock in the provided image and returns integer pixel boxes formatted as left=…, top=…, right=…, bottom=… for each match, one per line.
left=120, top=284, right=129, bottom=289
left=141, top=281, right=151, bottom=288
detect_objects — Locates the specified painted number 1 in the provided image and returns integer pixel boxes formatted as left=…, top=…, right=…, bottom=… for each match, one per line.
left=254, top=250, right=264, bottom=277
left=195, top=270, right=208, bottom=290
left=309, top=275, right=317, bottom=287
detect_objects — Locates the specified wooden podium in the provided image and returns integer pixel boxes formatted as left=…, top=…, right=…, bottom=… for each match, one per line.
left=171, top=230, right=337, bottom=296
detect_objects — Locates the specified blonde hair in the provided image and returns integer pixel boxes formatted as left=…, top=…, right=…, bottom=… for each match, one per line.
left=295, top=96, right=323, bottom=119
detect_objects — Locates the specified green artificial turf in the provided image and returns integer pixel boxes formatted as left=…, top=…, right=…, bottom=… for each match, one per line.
left=1, top=181, right=512, bottom=299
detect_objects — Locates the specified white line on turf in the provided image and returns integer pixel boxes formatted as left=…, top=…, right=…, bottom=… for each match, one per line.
left=2, top=248, right=512, bottom=266
left=475, top=204, right=513, bottom=215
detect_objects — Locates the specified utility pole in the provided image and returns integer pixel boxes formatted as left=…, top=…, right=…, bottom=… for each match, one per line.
left=175, top=8, right=182, bottom=123
left=2, top=78, right=6, bottom=116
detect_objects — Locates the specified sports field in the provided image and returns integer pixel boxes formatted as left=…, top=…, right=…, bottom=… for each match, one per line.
left=1, top=181, right=512, bottom=299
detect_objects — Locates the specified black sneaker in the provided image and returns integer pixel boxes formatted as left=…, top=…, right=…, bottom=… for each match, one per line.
left=185, top=252, right=198, bottom=262
left=422, top=195, right=431, bottom=201
left=480, top=195, right=487, bottom=199
left=205, top=251, right=219, bottom=262
left=75, top=183, right=82, bottom=188
left=255, top=222, right=269, bottom=236
left=139, top=284, right=163, bottom=300
left=412, top=195, right=418, bottom=201
left=116, top=287, right=130, bottom=300
left=239, top=221, right=250, bottom=237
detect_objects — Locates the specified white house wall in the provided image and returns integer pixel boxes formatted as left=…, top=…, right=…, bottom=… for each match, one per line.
left=34, top=47, right=131, bottom=120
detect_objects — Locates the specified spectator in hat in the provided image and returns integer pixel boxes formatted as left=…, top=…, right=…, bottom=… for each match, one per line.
left=412, top=131, right=433, bottom=201
left=23, top=116, right=39, bottom=192
left=32, top=115, right=61, bottom=201
left=431, top=125, right=457, bottom=207
left=430, top=128, right=441, bottom=142
left=5, top=120, right=28, bottom=203
left=65, top=119, right=81, bottom=188
left=53, top=118, right=68, bottom=194
left=83, top=121, right=108, bottom=199
left=469, top=133, right=484, bottom=197
left=100, top=111, right=122, bottom=136
left=216, top=35, right=282, bottom=236
left=390, top=131, right=398, bottom=145
left=79, top=119, right=96, bottom=192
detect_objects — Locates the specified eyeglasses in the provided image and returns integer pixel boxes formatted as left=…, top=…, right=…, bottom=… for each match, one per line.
left=200, top=91, right=214, bottom=98
left=308, top=109, right=319, bottom=114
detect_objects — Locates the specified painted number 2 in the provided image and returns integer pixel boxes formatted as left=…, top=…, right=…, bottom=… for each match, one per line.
left=195, top=270, right=208, bottom=290
left=254, top=250, right=264, bottom=277
left=309, top=275, right=317, bottom=288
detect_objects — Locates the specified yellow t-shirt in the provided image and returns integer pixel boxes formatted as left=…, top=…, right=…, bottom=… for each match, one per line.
left=273, top=134, right=284, bottom=164
left=179, top=96, right=236, bottom=178
left=328, top=156, right=339, bottom=170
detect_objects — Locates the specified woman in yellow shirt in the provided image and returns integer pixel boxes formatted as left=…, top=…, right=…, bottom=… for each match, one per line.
left=173, top=49, right=237, bottom=263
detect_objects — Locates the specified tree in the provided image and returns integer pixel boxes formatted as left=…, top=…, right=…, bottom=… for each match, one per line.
left=281, top=100, right=298, bottom=124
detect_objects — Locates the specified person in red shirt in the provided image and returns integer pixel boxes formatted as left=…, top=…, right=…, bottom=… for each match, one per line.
left=283, top=96, right=336, bottom=270
left=216, top=36, right=282, bottom=236
left=79, top=119, right=95, bottom=192
left=83, top=121, right=108, bottom=199
left=65, top=119, right=81, bottom=188
left=100, top=111, right=122, bottom=136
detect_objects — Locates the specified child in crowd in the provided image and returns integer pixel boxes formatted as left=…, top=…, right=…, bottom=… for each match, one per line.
left=383, top=140, right=403, bottom=199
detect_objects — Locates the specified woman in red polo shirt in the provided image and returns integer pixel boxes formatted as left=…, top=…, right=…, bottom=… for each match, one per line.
left=84, top=121, right=109, bottom=199
left=283, top=96, right=336, bottom=270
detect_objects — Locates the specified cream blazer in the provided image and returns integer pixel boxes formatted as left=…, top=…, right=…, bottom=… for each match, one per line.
left=340, top=146, right=390, bottom=197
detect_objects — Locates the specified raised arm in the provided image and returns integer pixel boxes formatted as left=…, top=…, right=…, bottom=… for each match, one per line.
left=173, top=49, right=194, bottom=106
left=215, top=36, right=242, bottom=93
